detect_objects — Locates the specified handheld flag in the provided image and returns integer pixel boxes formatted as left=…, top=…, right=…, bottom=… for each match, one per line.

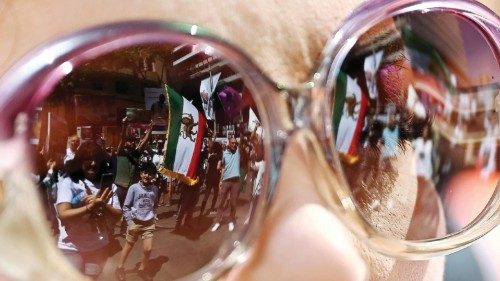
left=159, top=85, right=206, bottom=185
left=334, top=74, right=368, bottom=164
left=199, top=72, right=221, bottom=120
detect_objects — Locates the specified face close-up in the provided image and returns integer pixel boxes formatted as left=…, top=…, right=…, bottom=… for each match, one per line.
left=228, top=138, right=238, bottom=152
left=140, top=170, right=155, bottom=186
left=68, top=135, right=80, bottom=152
left=82, top=160, right=98, bottom=181
left=0, top=1, right=498, bottom=281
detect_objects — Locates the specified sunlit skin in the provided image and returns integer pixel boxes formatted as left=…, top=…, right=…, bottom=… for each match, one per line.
left=140, top=170, right=155, bottom=187
left=82, top=160, right=98, bottom=181
left=228, top=138, right=238, bottom=153
left=68, top=136, right=80, bottom=153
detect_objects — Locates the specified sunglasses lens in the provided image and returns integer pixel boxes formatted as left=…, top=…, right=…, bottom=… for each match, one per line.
left=27, top=38, right=265, bottom=278
left=333, top=11, right=498, bottom=240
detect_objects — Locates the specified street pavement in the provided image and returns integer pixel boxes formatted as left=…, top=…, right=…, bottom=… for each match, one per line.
left=98, top=189, right=252, bottom=281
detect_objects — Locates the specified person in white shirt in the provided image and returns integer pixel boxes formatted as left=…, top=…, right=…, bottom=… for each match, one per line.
left=413, top=126, right=434, bottom=181
left=64, top=135, right=80, bottom=164
left=56, top=141, right=121, bottom=278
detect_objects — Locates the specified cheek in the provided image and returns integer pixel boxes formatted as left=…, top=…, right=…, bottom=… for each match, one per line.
left=443, top=169, right=498, bottom=226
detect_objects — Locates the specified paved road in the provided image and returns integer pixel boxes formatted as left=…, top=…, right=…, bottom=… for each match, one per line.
left=98, top=189, right=252, bottom=281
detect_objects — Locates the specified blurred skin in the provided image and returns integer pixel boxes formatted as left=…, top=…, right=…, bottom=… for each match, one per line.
left=0, top=1, right=498, bottom=281
left=68, top=135, right=80, bottom=153
left=82, top=160, right=98, bottom=181
left=140, top=170, right=155, bottom=186
left=228, top=138, right=238, bottom=153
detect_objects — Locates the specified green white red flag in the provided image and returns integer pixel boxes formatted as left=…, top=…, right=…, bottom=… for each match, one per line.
left=159, top=85, right=206, bottom=185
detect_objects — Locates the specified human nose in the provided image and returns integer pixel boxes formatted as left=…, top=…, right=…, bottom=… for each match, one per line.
left=225, top=131, right=366, bottom=281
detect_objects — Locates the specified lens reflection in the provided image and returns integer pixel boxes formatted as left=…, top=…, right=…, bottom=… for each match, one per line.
left=334, top=12, right=499, bottom=240
left=30, top=42, right=264, bottom=279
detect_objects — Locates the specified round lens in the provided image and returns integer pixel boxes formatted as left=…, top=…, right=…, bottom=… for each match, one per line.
left=333, top=12, right=499, bottom=240
left=28, top=39, right=266, bottom=279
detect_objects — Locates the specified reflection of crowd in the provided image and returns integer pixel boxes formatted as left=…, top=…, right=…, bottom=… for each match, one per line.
left=477, top=111, right=498, bottom=178
left=33, top=114, right=265, bottom=280
left=199, top=142, right=223, bottom=216
left=337, top=29, right=500, bottom=216
left=413, top=126, right=434, bottom=181
left=346, top=106, right=405, bottom=211
left=208, top=123, right=264, bottom=232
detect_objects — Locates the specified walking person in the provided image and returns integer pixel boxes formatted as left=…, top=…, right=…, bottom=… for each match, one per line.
left=174, top=168, right=203, bottom=231
left=199, top=141, right=223, bottom=216
left=211, top=137, right=241, bottom=232
left=115, top=162, right=159, bottom=281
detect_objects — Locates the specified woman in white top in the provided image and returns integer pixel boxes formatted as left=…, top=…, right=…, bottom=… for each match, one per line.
left=56, top=141, right=122, bottom=278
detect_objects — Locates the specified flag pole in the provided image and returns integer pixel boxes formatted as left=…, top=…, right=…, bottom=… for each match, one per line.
left=208, top=63, right=217, bottom=141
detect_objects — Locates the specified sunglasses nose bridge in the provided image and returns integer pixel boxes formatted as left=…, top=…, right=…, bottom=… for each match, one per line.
left=282, top=84, right=314, bottom=131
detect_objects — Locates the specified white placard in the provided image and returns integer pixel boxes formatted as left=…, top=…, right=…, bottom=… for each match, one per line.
left=200, top=72, right=221, bottom=120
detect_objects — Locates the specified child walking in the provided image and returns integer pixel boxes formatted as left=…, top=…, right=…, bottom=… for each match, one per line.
left=115, top=162, right=159, bottom=281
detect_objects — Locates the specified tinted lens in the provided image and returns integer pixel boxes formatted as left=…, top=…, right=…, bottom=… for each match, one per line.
left=333, top=12, right=499, bottom=240
left=29, top=40, right=265, bottom=278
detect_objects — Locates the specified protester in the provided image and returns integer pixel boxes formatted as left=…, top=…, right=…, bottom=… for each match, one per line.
left=211, top=137, right=241, bottom=232
left=199, top=141, right=223, bottom=216
left=64, top=135, right=80, bottom=164
left=56, top=141, right=122, bottom=279
left=245, top=124, right=265, bottom=225
left=33, top=150, right=60, bottom=234
left=174, top=167, right=203, bottom=231
left=115, top=162, right=159, bottom=281
left=152, top=139, right=171, bottom=207
left=114, top=118, right=153, bottom=207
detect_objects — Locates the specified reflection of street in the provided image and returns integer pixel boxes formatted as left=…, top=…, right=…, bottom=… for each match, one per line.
left=98, top=189, right=251, bottom=280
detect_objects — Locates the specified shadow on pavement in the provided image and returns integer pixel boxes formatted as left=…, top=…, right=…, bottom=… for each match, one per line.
left=129, top=255, right=169, bottom=280
left=107, top=237, right=124, bottom=256
left=158, top=210, right=177, bottom=220
left=171, top=216, right=214, bottom=241
left=149, top=255, right=170, bottom=277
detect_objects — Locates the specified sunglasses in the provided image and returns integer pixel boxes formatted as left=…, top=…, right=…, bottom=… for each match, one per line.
left=0, top=0, right=498, bottom=280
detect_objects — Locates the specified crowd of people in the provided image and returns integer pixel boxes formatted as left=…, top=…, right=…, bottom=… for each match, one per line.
left=32, top=114, right=265, bottom=281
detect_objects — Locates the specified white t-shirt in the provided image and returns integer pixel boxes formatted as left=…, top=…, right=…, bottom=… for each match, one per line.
left=152, top=154, right=163, bottom=168
left=56, top=177, right=121, bottom=252
left=63, top=148, right=76, bottom=164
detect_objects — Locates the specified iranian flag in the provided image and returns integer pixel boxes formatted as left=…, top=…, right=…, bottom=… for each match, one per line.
left=333, top=73, right=368, bottom=164
left=159, top=85, right=206, bottom=185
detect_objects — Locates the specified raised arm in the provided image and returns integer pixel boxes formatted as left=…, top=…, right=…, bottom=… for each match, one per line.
left=116, top=117, right=129, bottom=154
left=136, top=121, right=154, bottom=152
